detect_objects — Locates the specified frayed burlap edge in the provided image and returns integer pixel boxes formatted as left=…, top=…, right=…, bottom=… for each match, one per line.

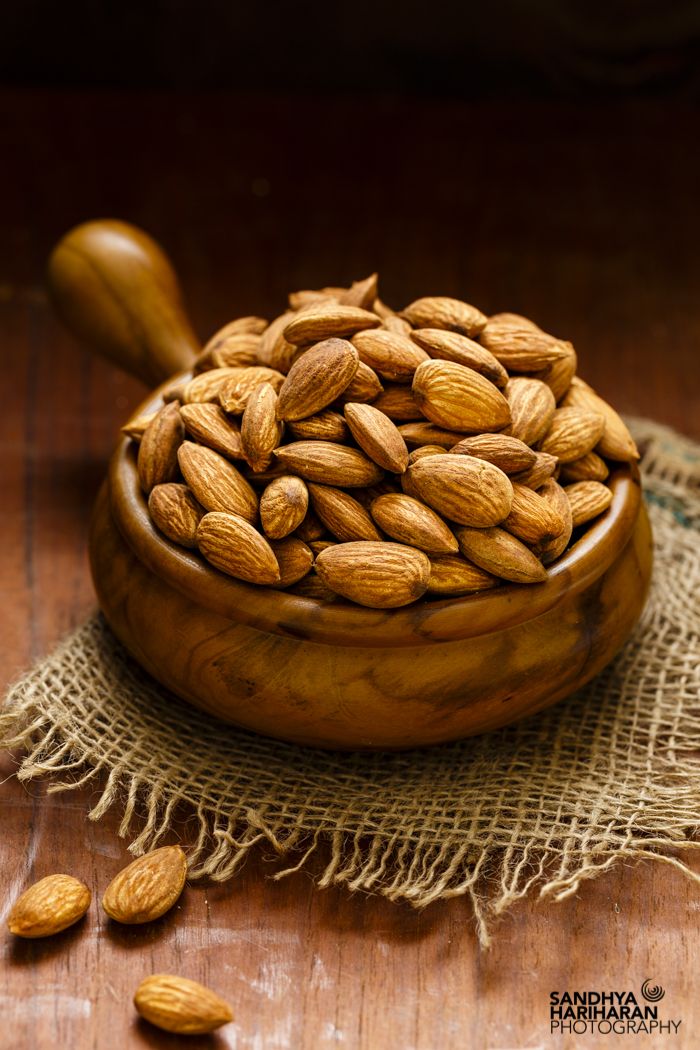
left=2, top=418, right=700, bottom=946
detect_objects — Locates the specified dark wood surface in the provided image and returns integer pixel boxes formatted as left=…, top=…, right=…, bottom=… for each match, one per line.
left=1, top=89, right=699, bottom=1048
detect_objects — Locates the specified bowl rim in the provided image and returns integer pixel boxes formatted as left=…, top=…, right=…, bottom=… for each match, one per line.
left=106, top=378, right=643, bottom=648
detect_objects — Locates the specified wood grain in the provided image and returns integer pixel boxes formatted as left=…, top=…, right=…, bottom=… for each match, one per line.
left=1, top=88, right=699, bottom=1047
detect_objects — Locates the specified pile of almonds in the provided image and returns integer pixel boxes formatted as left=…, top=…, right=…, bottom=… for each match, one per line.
left=127, top=277, right=639, bottom=609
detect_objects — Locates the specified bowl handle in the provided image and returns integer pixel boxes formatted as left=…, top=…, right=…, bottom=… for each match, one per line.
left=47, top=219, right=200, bottom=386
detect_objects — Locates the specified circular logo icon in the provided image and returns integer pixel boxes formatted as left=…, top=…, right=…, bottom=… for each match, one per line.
left=641, top=979, right=665, bottom=1002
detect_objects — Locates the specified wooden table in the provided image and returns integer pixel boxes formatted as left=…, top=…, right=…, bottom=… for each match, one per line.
left=1, top=90, right=698, bottom=1048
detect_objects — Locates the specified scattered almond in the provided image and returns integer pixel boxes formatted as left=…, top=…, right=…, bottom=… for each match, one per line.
left=103, top=845, right=187, bottom=925
left=8, top=875, right=91, bottom=938
left=134, top=974, right=233, bottom=1035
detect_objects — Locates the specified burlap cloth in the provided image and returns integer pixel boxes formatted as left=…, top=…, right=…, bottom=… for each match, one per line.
left=2, top=419, right=699, bottom=945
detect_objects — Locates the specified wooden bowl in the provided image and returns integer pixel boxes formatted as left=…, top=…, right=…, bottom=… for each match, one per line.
left=49, top=220, right=653, bottom=750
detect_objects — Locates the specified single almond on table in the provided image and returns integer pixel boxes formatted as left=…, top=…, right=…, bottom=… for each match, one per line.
left=503, top=482, right=566, bottom=545
left=539, top=406, right=605, bottom=463
left=103, top=845, right=187, bottom=925
left=309, top=483, right=382, bottom=542
left=197, top=512, right=281, bottom=584
left=257, top=310, right=297, bottom=372
left=8, top=875, right=91, bottom=938
left=412, top=360, right=511, bottom=434
left=284, top=304, right=380, bottom=345
left=241, top=382, right=284, bottom=471
left=563, top=377, right=639, bottom=461
left=400, top=296, right=488, bottom=337
left=344, top=402, right=410, bottom=473
left=370, top=493, right=458, bottom=554
left=427, top=555, right=499, bottom=596
left=260, top=475, right=309, bottom=538
left=449, top=433, right=536, bottom=474
left=134, top=974, right=233, bottom=1035
left=352, top=329, right=429, bottom=382
left=339, top=273, right=378, bottom=309
left=409, top=328, right=508, bottom=388
left=287, top=410, right=349, bottom=442
left=370, top=384, right=421, bottom=420
left=276, top=338, right=359, bottom=421
left=337, top=360, right=384, bottom=403
left=218, top=366, right=286, bottom=414
left=505, top=377, right=557, bottom=446
left=148, top=484, right=204, bottom=548
left=178, top=442, right=258, bottom=522
left=406, top=455, right=513, bottom=527
left=315, top=541, right=431, bottom=608
left=137, top=401, right=185, bottom=494
left=511, top=451, right=559, bottom=490
left=560, top=451, right=610, bottom=483
left=534, top=479, right=574, bottom=564
left=180, top=402, right=245, bottom=460
left=399, top=422, right=470, bottom=448
left=478, top=317, right=571, bottom=372
left=565, top=480, right=614, bottom=528
left=273, top=442, right=384, bottom=487
left=457, top=526, right=547, bottom=584
left=270, top=537, right=314, bottom=587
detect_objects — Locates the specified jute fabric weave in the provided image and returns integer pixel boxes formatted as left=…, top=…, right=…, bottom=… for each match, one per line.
left=2, top=419, right=699, bottom=945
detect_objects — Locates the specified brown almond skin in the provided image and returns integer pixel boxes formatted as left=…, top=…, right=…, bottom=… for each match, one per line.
left=178, top=442, right=258, bottom=522
left=122, top=410, right=158, bottom=441
left=287, top=410, right=349, bottom=442
left=427, top=555, right=499, bottom=596
left=8, top=875, right=91, bottom=938
left=563, top=377, right=640, bottom=461
left=309, top=483, right=382, bottom=541
left=409, top=328, right=508, bottom=388
left=406, top=454, right=513, bottom=527
left=137, top=401, right=185, bottom=494
left=337, top=360, right=384, bottom=403
left=535, top=479, right=574, bottom=564
left=134, top=974, right=233, bottom=1035
left=183, top=367, right=244, bottom=405
left=449, top=434, right=536, bottom=474
left=180, top=403, right=245, bottom=460
left=412, top=360, right=511, bottom=434
left=257, top=310, right=297, bottom=373
left=478, top=318, right=571, bottom=371
left=560, top=451, right=610, bottom=483
left=539, top=407, right=606, bottom=463
left=294, top=509, right=326, bottom=542
left=196, top=512, right=281, bottom=584
left=400, top=296, right=488, bottom=337
left=535, top=343, right=578, bottom=402
left=456, top=526, right=548, bottom=584
left=148, top=484, right=204, bottom=548
left=352, top=329, right=429, bottom=382
left=273, top=442, right=384, bottom=487
left=241, top=382, right=284, bottom=471
left=338, top=273, right=378, bottom=309
left=408, top=445, right=446, bottom=463
left=270, top=537, right=314, bottom=587
left=315, top=541, right=431, bottom=608
left=565, top=480, right=614, bottom=528
left=218, top=366, right=286, bottom=414
left=511, top=451, right=559, bottom=490
left=260, top=476, right=309, bottom=539
left=344, top=402, right=410, bottom=473
left=203, top=316, right=268, bottom=351
left=502, top=482, right=566, bottom=545
left=399, top=422, right=471, bottom=448
left=276, top=338, right=359, bottom=421
left=370, top=385, right=421, bottom=421
left=283, top=304, right=380, bottom=345
left=505, top=376, right=557, bottom=447
left=103, top=845, right=187, bottom=925
left=370, top=493, right=458, bottom=555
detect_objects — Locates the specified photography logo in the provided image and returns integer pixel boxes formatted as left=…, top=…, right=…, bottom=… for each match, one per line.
left=549, top=979, right=681, bottom=1036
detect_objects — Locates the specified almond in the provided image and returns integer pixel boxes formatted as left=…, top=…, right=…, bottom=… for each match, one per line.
left=502, top=482, right=565, bottom=545
left=270, top=537, right=314, bottom=587
left=241, top=382, right=284, bottom=471
left=197, top=512, right=281, bottom=584
left=203, top=316, right=268, bottom=347
left=8, top=875, right=91, bottom=938
left=539, top=407, right=605, bottom=462
left=478, top=318, right=571, bottom=371
left=315, top=541, right=430, bottom=608
left=412, top=360, right=511, bottom=433
left=535, top=479, right=574, bottom=564
left=260, top=476, right=309, bottom=538
left=218, top=366, right=286, bottom=414
left=563, top=377, right=640, bottom=461
left=406, top=455, right=513, bottom=527
left=308, top=539, right=337, bottom=555
left=448, top=433, right=536, bottom=474
left=183, top=367, right=243, bottom=404
left=338, top=273, right=378, bottom=309
left=456, top=526, right=547, bottom=584
left=276, top=338, right=359, bottom=420
left=409, top=328, right=508, bottom=388
left=535, top=343, right=578, bottom=402
left=103, top=845, right=187, bottom=924
left=273, top=442, right=384, bottom=487
left=565, top=480, right=614, bottom=528
left=134, top=974, right=233, bottom=1035
left=284, top=304, right=380, bottom=345
left=178, top=442, right=258, bottom=522
left=308, top=483, right=382, bottom=541
left=505, top=376, right=557, bottom=446
left=122, top=410, right=158, bottom=441
left=427, top=556, right=499, bottom=596
left=370, top=493, right=458, bottom=554
left=294, top=508, right=326, bottom=542
left=148, top=484, right=204, bottom=548
left=381, top=314, right=413, bottom=336
left=161, top=379, right=187, bottom=403
left=287, top=410, right=349, bottom=442
left=370, top=384, right=421, bottom=421
left=137, top=401, right=185, bottom=494
left=408, top=445, right=446, bottom=462
left=257, top=310, right=297, bottom=372
left=288, top=286, right=345, bottom=310
left=211, top=332, right=261, bottom=368
left=337, top=360, right=384, bottom=403
left=400, top=296, right=488, bottom=337
left=398, top=422, right=470, bottom=448
left=511, top=451, right=559, bottom=490
left=560, top=451, right=610, bottom=483
left=352, top=329, right=429, bottom=382
left=344, top=402, right=410, bottom=473
left=180, top=403, right=245, bottom=460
